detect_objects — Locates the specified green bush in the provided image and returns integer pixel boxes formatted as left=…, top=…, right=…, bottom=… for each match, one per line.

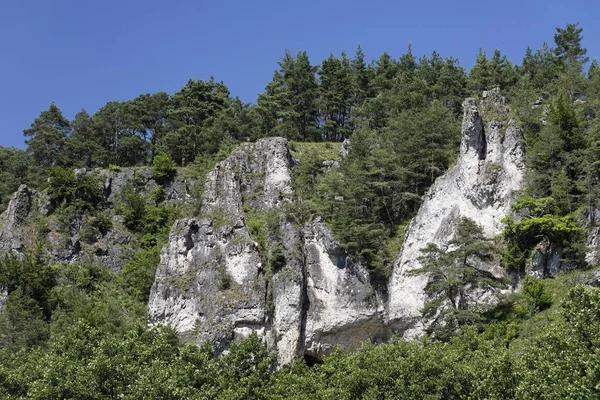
left=502, top=196, right=583, bottom=272
left=268, top=244, right=287, bottom=273
left=152, top=153, right=177, bottom=184
left=88, top=210, right=113, bottom=236
left=46, top=168, right=104, bottom=212
left=521, top=276, right=553, bottom=312
left=122, top=246, right=162, bottom=302
left=217, top=267, right=232, bottom=290
left=117, top=183, right=147, bottom=232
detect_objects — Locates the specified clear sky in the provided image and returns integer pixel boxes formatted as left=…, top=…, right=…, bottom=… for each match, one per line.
left=1, top=0, right=598, bottom=149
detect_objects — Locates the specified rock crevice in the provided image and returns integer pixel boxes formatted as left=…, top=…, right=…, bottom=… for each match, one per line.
left=148, top=137, right=388, bottom=364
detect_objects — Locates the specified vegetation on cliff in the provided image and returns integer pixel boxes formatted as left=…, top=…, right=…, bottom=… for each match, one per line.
left=1, top=22, right=600, bottom=398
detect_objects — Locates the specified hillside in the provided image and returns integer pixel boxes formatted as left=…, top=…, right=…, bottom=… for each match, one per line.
left=1, top=22, right=600, bottom=398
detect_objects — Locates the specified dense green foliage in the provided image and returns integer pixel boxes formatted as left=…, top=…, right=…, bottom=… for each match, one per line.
left=2, top=21, right=600, bottom=398
left=1, top=267, right=600, bottom=399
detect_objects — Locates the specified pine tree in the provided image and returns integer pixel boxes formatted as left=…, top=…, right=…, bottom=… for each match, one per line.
left=372, top=52, right=397, bottom=92
left=468, top=49, right=491, bottom=93
left=319, top=52, right=353, bottom=141
left=65, top=110, right=103, bottom=167
left=350, top=45, right=373, bottom=107
left=554, top=22, right=588, bottom=71
left=132, top=92, right=169, bottom=161
left=413, top=218, right=503, bottom=340
left=256, top=50, right=319, bottom=140
left=163, top=78, right=230, bottom=165
left=23, top=103, right=71, bottom=167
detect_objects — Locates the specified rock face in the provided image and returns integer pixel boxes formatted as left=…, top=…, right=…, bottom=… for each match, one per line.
left=0, top=168, right=195, bottom=270
left=0, top=185, right=35, bottom=254
left=531, top=242, right=564, bottom=277
left=302, top=221, right=389, bottom=357
left=0, top=90, right=541, bottom=363
left=387, top=88, right=526, bottom=336
left=586, top=227, right=600, bottom=266
left=148, top=137, right=389, bottom=364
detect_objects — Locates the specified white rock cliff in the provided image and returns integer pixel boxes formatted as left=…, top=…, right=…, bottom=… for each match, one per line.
left=148, top=137, right=389, bottom=364
left=387, top=89, right=526, bottom=336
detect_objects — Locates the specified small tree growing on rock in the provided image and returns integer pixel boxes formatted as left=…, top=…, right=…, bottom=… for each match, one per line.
left=412, top=217, right=505, bottom=340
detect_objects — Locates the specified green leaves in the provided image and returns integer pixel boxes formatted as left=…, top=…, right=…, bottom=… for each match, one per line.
left=502, top=196, right=583, bottom=272
left=413, top=218, right=504, bottom=340
left=151, top=153, right=177, bottom=184
left=46, top=167, right=104, bottom=212
left=554, top=22, right=588, bottom=70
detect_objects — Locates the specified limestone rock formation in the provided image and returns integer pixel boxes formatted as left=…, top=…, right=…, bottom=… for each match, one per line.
left=148, top=137, right=388, bottom=364
left=387, top=88, right=526, bottom=336
left=0, top=185, right=35, bottom=254
left=586, top=227, right=600, bottom=266
left=531, top=242, right=564, bottom=277
left=2, top=90, right=567, bottom=365
left=302, top=220, right=389, bottom=357
left=0, top=168, right=195, bottom=270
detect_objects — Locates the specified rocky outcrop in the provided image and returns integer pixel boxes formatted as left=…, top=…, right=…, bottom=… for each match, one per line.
left=531, top=242, right=564, bottom=277
left=302, top=220, right=389, bottom=357
left=387, top=88, right=526, bottom=336
left=149, top=137, right=388, bottom=364
left=99, top=167, right=193, bottom=205
left=586, top=227, right=600, bottom=266
left=148, top=218, right=266, bottom=351
left=1, top=90, right=541, bottom=364
left=0, top=185, right=35, bottom=254
left=0, top=168, right=195, bottom=270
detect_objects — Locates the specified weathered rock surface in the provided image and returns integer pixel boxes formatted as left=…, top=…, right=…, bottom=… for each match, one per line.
left=586, top=227, right=600, bottom=266
left=0, top=185, right=35, bottom=254
left=10, top=89, right=595, bottom=364
left=531, top=242, right=564, bottom=277
left=0, top=168, right=195, bottom=270
left=148, top=217, right=265, bottom=352
left=387, top=88, right=526, bottom=336
left=148, top=137, right=387, bottom=364
left=302, top=220, right=389, bottom=357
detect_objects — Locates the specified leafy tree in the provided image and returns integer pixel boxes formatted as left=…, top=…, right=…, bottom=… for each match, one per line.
left=502, top=196, right=583, bottom=272
left=488, top=49, right=519, bottom=91
left=131, top=92, right=170, bottom=161
left=92, top=100, right=149, bottom=166
left=117, top=182, right=147, bottom=232
left=283, top=50, right=320, bottom=141
left=349, top=45, right=374, bottom=107
left=215, top=97, right=262, bottom=142
left=520, top=42, right=559, bottom=90
left=319, top=52, right=353, bottom=140
left=46, top=168, right=104, bottom=212
left=258, top=50, right=320, bottom=141
left=436, top=56, right=468, bottom=114
left=162, top=78, right=230, bottom=165
left=520, top=276, right=553, bottom=313
left=516, top=286, right=600, bottom=399
left=152, top=153, right=177, bottom=185
left=0, top=247, right=55, bottom=349
left=372, top=51, right=398, bottom=92
left=468, top=49, right=491, bottom=93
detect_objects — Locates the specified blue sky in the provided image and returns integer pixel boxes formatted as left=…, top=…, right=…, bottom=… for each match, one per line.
left=1, top=0, right=598, bottom=149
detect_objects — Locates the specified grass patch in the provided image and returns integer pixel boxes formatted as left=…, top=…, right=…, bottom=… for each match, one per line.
left=289, top=141, right=342, bottom=163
